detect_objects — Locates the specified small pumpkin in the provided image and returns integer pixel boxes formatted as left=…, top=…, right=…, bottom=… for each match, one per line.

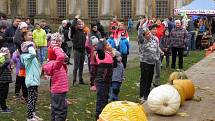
left=147, top=85, right=181, bottom=116
left=169, top=69, right=188, bottom=84
left=98, top=101, right=148, bottom=121
left=173, top=79, right=195, bottom=100
left=173, top=85, right=185, bottom=106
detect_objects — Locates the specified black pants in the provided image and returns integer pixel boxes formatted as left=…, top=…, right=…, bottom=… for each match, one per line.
left=73, top=49, right=85, bottom=83
left=121, top=54, right=128, bottom=68
left=171, top=47, right=184, bottom=69
left=160, top=55, right=170, bottom=67
left=196, top=35, right=203, bottom=50
left=15, top=76, right=28, bottom=98
left=27, top=86, right=38, bottom=119
left=51, top=93, right=68, bottom=121
left=0, top=83, right=9, bottom=110
left=95, top=65, right=113, bottom=120
left=140, top=62, right=154, bottom=99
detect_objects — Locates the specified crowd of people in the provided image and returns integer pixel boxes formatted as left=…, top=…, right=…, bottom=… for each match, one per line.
left=0, top=13, right=215, bottom=121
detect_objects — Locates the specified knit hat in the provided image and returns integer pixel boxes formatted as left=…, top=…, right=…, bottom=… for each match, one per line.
left=49, top=32, right=63, bottom=47
left=19, top=22, right=28, bottom=29
left=114, top=50, right=121, bottom=57
left=21, top=41, right=35, bottom=53
left=0, top=47, right=10, bottom=54
left=90, top=36, right=99, bottom=46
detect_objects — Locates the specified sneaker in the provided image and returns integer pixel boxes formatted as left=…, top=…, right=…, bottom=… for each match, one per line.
left=79, top=81, right=87, bottom=85
left=90, top=85, right=97, bottom=91
left=72, top=80, right=77, bottom=86
left=33, top=112, right=43, bottom=121
left=26, top=118, right=38, bottom=121
left=1, top=108, right=12, bottom=113
left=139, top=97, right=147, bottom=104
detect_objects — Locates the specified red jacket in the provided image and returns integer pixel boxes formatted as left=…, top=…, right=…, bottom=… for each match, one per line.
left=156, top=24, right=165, bottom=41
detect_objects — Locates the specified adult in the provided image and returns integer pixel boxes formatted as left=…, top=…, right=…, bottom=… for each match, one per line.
left=109, top=17, right=119, bottom=34
left=127, top=18, right=133, bottom=32
left=155, top=19, right=165, bottom=41
left=4, top=16, right=21, bottom=53
left=196, top=19, right=206, bottom=50
left=168, top=17, right=175, bottom=32
left=70, top=17, right=87, bottom=85
left=59, top=20, right=73, bottom=64
left=138, top=27, right=160, bottom=102
left=13, top=22, right=29, bottom=52
left=211, top=18, right=215, bottom=35
left=25, top=18, right=34, bottom=32
left=96, top=21, right=105, bottom=38
left=187, top=19, right=196, bottom=50
left=113, top=22, right=129, bottom=49
left=0, top=25, right=7, bottom=48
left=170, top=20, right=188, bottom=69
left=40, top=20, right=51, bottom=34
left=0, top=14, right=11, bottom=28
left=32, top=23, right=47, bottom=64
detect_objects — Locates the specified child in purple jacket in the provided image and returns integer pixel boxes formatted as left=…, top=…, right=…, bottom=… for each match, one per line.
left=12, top=49, right=28, bottom=101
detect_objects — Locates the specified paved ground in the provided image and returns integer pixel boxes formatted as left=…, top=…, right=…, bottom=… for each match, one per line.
left=144, top=52, right=215, bottom=121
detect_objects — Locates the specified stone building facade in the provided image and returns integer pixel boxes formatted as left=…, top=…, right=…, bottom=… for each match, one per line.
left=0, top=0, right=192, bottom=26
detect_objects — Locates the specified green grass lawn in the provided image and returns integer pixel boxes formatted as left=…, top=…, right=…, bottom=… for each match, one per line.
left=0, top=51, right=204, bottom=121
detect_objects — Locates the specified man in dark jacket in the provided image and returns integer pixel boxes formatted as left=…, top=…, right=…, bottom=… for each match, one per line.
left=70, top=16, right=87, bottom=85
left=13, top=22, right=28, bottom=52
left=4, top=16, right=21, bottom=53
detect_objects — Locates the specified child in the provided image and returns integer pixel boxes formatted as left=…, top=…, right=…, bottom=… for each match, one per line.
left=109, top=51, right=124, bottom=101
left=12, top=49, right=28, bottom=101
left=107, top=34, right=116, bottom=49
left=160, top=29, right=171, bottom=68
left=95, top=39, right=114, bottom=119
left=119, top=32, right=130, bottom=68
left=44, top=33, right=69, bottom=121
left=0, top=47, right=12, bottom=113
left=20, top=31, right=42, bottom=121
left=85, top=36, right=99, bottom=91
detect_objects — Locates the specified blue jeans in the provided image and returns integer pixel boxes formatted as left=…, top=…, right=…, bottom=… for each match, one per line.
left=189, top=32, right=196, bottom=50
left=109, top=81, right=122, bottom=101
left=37, top=46, right=47, bottom=64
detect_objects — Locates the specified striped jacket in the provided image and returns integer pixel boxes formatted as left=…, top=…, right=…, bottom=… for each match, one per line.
left=50, top=46, right=69, bottom=94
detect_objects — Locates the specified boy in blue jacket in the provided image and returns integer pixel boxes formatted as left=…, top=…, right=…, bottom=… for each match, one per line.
left=119, top=32, right=130, bottom=68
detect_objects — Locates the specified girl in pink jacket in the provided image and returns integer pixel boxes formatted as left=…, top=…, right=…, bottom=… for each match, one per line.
left=43, top=33, right=69, bottom=121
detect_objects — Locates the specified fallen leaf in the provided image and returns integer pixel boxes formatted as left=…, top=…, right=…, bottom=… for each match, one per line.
left=177, top=112, right=190, bottom=117
left=86, top=110, right=91, bottom=114
left=192, top=96, right=202, bottom=102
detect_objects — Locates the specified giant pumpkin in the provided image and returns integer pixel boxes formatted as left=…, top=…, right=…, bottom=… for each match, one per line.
left=147, top=85, right=181, bottom=116
left=98, top=101, right=148, bottom=121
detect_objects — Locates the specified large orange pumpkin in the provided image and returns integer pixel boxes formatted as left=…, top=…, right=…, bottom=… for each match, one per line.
left=173, top=79, right=195, bottom=100
left=173, top=85, right=185, bottom=106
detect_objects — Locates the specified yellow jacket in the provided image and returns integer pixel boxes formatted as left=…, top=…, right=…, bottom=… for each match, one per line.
left=33, top=29, right=47, bottom=47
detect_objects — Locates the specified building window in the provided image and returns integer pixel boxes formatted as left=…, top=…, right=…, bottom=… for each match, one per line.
left=156, top=0, right=169, bottom=18
left=57, top=0, right=67, bottom=17
left=27, top=0, right=36, bottom=17
left=120, top=0, right=132, bottom=19
left=88, top=0, right=98, bottom=18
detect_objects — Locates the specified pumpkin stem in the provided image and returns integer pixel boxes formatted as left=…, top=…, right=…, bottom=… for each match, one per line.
left=163, top=102, right=168, bottom=107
